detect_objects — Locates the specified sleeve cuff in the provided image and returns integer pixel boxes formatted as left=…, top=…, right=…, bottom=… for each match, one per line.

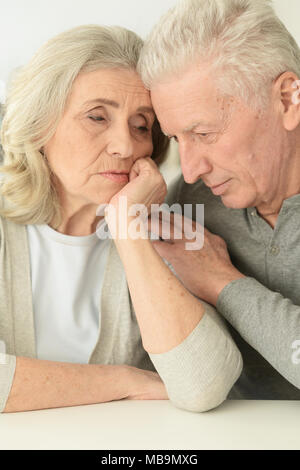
left=216, top=277, right=263, bottom=328
left=0, top=354, right=16, bottom=413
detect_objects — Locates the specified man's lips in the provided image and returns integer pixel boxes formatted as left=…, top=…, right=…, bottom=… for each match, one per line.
left=205, top=179, right=232, bottom=195
left=97, top=171, right=129, bottom=183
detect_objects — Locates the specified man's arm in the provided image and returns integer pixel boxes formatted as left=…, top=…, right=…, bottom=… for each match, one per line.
left=163, top=175, right=300, bottom=391
left=153, top=225, right=300, bottom=391
left=152, top=208, right=300, bottom=390
left=217, top=277, right=300, bottom=390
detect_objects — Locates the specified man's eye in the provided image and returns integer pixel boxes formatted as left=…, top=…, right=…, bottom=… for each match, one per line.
left=195, top=132, right=217, bottom=142
left=194, top=132, right=210, bottom=138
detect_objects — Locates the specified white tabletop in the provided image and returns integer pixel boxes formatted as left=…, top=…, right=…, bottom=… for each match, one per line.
left=0, top=399, right=299, bottom=450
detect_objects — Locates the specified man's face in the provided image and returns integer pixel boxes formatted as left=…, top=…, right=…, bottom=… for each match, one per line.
left=151, top=65, right=287, bottom=211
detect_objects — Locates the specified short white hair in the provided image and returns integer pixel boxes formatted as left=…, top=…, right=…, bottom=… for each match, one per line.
left=138, top=0, right=300, bottom=108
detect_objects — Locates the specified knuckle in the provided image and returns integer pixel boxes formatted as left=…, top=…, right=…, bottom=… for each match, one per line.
left=212, top=233, right=223, bottom=242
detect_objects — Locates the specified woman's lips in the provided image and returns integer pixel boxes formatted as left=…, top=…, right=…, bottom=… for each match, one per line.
left=97, top=172, right=129, bottom=183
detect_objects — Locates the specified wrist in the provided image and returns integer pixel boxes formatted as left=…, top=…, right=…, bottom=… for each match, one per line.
left=120, top=365, right=139, bottom=400
left=106, top=208, right=149, bottom=243
left=96, top=364, right=132, bottom=401
left=213, top=269, right=245, bottom=306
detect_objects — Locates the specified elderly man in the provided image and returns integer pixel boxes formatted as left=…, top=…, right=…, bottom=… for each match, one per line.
left=138, top=0, right=300, bottom=399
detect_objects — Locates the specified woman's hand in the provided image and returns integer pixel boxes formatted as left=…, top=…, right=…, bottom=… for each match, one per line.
left=104, top=157, right=167, bottom=239
left=109, top=157, right=167, bottom=212
left=124, top=365, right=169, bottom=401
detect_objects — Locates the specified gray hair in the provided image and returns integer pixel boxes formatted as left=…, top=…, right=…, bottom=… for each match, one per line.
left=138, top=0, right=300, bottom=108
left=0, top=25, right=168, bottom=227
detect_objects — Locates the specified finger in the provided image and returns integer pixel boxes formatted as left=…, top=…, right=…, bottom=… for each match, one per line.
left=131, top=156, right=154, bottom=174
left=143, top=156, right=160, bottom=170
left=151, top=240, right=175, bottom=259
left=148, top=211, right=201, bottom=242
left=147, top=212, right=176, bottom=241
left=129, top=166, right=139, bottom=181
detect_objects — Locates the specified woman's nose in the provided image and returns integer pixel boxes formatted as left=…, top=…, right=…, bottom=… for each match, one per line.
left=106, top=126, right=134, bottom=159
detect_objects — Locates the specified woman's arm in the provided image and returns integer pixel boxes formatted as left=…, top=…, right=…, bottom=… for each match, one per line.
left=2, top=356, right=167, bottom=413
left=106, top=158, right=242, bottom=412
left=114, top=230, right=243, bottom=412
left=115, top=235, right=205, bottom=353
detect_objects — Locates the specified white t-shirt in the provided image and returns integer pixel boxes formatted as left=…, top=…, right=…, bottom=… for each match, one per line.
left=26, top=221, right=110, bottom=364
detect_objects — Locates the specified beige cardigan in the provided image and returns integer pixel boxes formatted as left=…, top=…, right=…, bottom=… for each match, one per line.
left=0, top=199, right=242, bottom=413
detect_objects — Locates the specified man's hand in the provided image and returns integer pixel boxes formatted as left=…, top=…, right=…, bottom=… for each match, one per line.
left=150, top=213, right=245, bottom=306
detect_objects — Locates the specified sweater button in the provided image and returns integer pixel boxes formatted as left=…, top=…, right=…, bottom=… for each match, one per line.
left=270, top=245, right=280, bottom=256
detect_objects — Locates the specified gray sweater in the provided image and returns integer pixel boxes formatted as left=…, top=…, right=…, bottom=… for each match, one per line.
left=0, top=194, right=242, bottom=412
left=168, top=176, right=300, bottom=399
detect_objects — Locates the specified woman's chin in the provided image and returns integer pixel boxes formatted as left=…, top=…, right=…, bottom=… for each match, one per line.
left=87, top=187, right=126, bottom=208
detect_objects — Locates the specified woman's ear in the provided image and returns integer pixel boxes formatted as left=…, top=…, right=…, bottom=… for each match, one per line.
left=274, top=71, right=300, bottom=131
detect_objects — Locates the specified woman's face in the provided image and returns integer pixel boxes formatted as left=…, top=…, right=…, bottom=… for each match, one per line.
left=43, top=67, right=155, bottom=207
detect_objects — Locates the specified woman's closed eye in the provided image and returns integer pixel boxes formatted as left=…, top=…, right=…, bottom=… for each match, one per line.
left=88, top=115, right=106, bottom=122
left=130, top=115, right=152, bottom=136
left=135, top=125, right=150, bottom=134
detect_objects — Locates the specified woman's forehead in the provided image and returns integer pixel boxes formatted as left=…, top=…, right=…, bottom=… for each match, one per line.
left=68, top=68, right=151, bottom=109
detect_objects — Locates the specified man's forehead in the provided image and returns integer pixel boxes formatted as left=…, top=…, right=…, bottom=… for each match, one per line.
left=151, top=63, right=216, bottom=95
left=151, top=67, right=225, bottom=110
left=151, top=85, right=229, bottom=135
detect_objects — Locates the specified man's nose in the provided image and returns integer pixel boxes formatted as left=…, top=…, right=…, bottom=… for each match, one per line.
left=179, top=140, right=212, bottom=184
left=106, top=125, right=134, bottom=159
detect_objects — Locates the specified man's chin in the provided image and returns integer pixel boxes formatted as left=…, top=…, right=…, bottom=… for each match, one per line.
left=220, top=194, right=254, bottom=210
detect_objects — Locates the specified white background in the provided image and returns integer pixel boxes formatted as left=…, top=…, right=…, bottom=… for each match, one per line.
left=1, top=0, right=300, bottom=88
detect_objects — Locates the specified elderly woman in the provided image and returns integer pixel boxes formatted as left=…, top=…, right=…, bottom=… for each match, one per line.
left=0, top=25, right=242, bottom=413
